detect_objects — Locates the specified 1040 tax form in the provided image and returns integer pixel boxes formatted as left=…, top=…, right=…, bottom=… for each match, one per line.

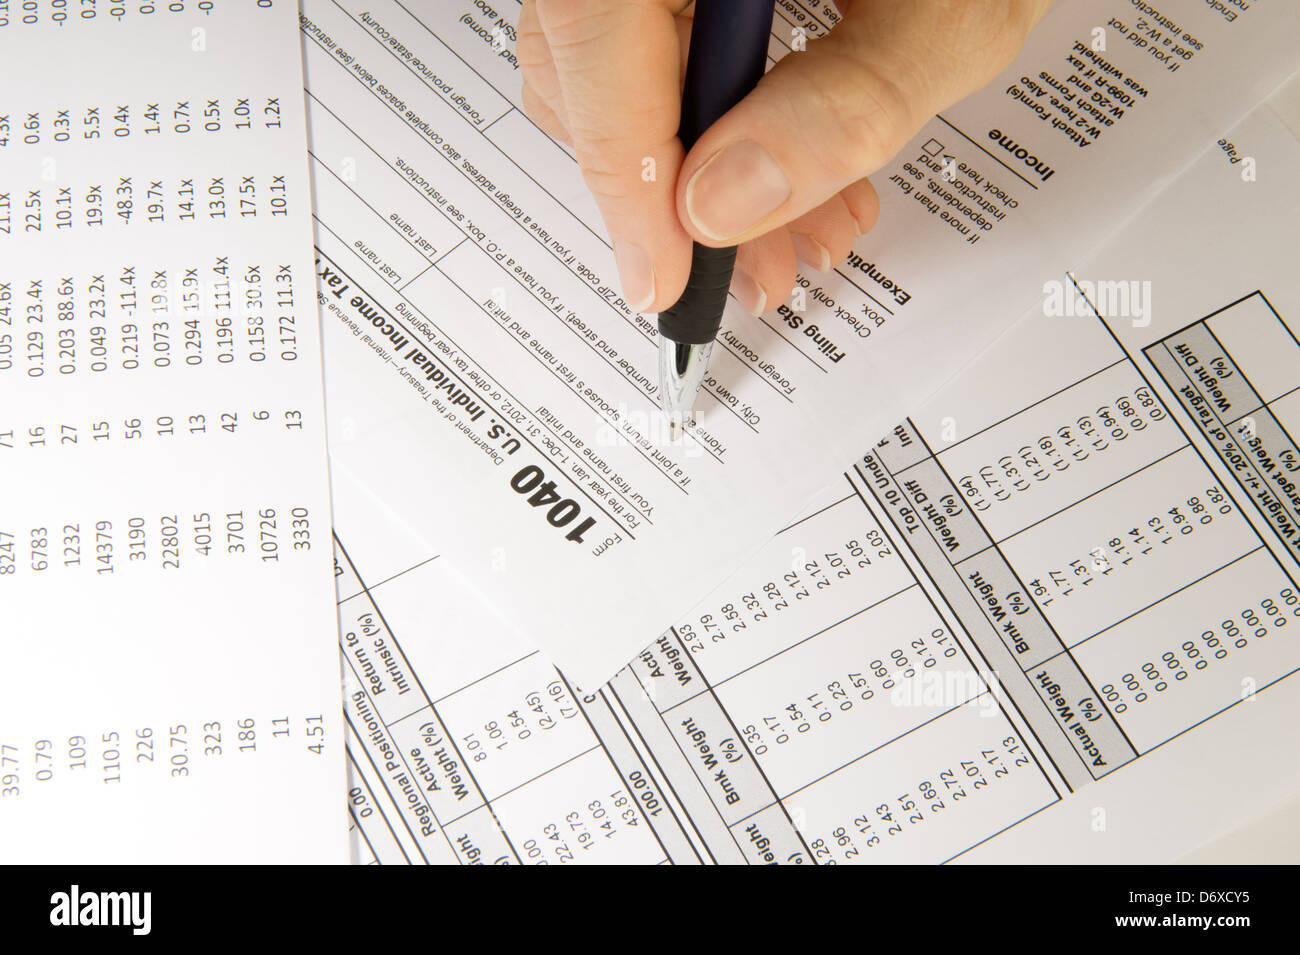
left=303, top=0, right=1300, bottom=686
left=325, top=39, right=1300, bottom=863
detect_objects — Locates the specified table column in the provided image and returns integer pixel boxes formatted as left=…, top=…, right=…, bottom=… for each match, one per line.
left=860, top=348, right=1300, bottom=785
left=864, top=420, right=1138, bottom=782
left=625, top=490, right=1061, bottom=863
left=1145, top=292, right=1300, bottom=562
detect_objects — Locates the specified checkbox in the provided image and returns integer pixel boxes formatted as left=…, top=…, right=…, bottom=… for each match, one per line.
left=922, top=138, right=944, bottom=156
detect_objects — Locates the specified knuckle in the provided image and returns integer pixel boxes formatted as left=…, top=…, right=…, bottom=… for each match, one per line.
left=790, top=46, right=912, bottom=180
left=515, top=33, right=551, bottom=73
left=520, top=85, right=547, bottom=121
left=534, top=0, right=616, bottom=55
left=576, top=151, right=636, bottom=202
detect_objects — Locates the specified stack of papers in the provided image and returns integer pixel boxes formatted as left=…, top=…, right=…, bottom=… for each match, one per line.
left=3, top=0, right=1299, bottom=863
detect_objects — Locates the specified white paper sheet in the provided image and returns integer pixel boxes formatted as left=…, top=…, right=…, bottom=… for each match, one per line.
left=302, top=0, right=1300, bottom=686
left=333, top=93, right=1300, bottom=864
left=0, top=2, right=346, bottom=862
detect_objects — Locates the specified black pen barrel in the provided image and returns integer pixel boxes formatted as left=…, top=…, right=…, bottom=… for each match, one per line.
left=658, top=0, right=776, bottom=346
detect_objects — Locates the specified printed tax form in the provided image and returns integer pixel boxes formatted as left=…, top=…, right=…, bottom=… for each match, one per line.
left=0, top=2, right=346, bottom=861
left=302, top=0, right=1300, bottom=687
left=317, top=11, right=1300, bottom=861
left=333, top=97, right=1300, bottom=866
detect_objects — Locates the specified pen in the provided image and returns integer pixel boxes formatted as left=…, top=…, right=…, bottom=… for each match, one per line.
left=658, top=0, right=777, bottom=438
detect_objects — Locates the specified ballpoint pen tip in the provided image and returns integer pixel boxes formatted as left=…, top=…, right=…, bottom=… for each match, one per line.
left=659, top=339, right=710, bottom=442
left=665, top=409, right=695, bottom=441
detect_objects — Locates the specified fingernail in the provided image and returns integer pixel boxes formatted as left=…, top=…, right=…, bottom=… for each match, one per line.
left=791, top=233, right=831, bottom=271
left=613, top=240, right=655, bottom=312
left=852, top=214, right=868, bottom=237
left=729, top=269, right=766, bottom=316
left=685, top=141, right=791, bottom=241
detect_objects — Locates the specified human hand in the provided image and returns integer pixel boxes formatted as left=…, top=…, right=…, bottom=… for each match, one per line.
left=519, top=0, right=1052, bottom=317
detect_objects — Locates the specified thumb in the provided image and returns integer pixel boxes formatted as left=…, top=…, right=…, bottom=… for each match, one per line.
left=675, top=0, right=1050, bottom=246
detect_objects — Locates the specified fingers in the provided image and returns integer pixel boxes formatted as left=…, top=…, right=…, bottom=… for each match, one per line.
left=839, top=177, right=880, bottom=236
left=785, top=194, right=857, bottom=273
left=676, top=0, right=1051, bottom=247
left=521, top=0, right=1048, bottom=318
left=729, top=189, right=864, bottom=317
left=518, top=1, right=566, bottom=125
left=531, top=0, right=695, bottom=312
left=520, top=83, right=572, bottom=146
left=732, top=230, right=796, bottom=317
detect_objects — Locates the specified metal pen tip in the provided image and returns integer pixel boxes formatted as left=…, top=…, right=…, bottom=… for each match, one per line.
left=659, top=338, right=711, bottom=440
left=666, top=410, right=695, bottom=441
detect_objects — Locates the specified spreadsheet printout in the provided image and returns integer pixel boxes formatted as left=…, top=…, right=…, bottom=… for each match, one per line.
left=0, top=2, right=348, bottom=861
left=301, top=0, right=1300, bottom=686
left=333, top=100, right=1300, bottom=864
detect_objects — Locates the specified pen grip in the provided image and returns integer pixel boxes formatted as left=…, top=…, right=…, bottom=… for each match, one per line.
left=658, top=0, right=775, bottom=346
left=659, top=243, right=737, bottom=344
